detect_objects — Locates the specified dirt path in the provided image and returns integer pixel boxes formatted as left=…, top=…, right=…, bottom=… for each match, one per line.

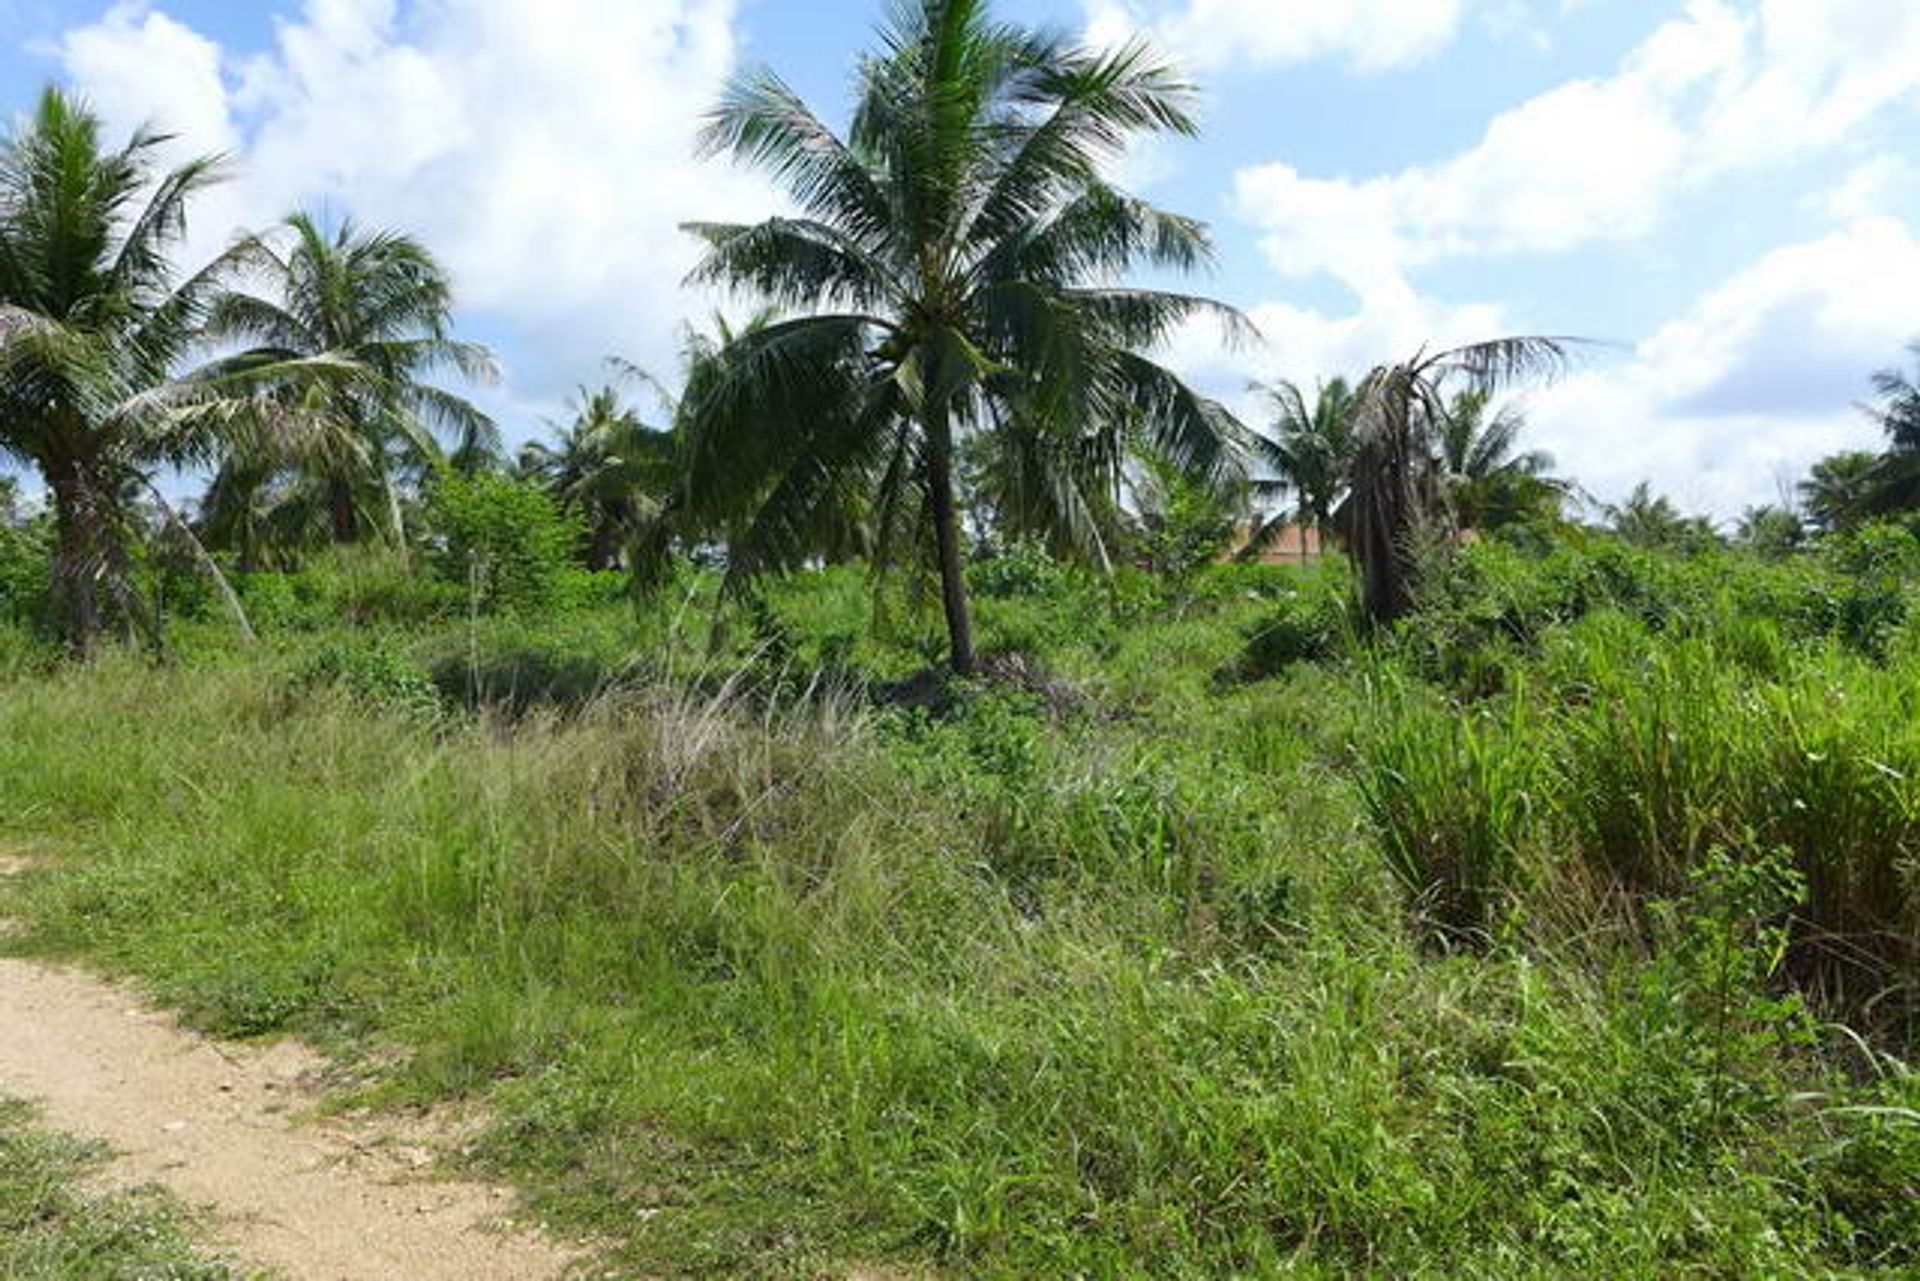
left=0, top=931, right=580, bottom=1279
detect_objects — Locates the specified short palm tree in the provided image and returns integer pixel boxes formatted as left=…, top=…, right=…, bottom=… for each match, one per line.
left=1340, top=339, right=1576, bottom=625
left=519, top=372, right=677, bottom=571
left=0, top=88, right=327, bottom=653
left=204, top=212, right=498, bottom=549
left=1244, top=376, right=1359, bottom=553
left=1606, top=481, right=1716, bottom=551
left=1798, top=449, right=1880, bottom=534
left=682, top=0, right=1248, bottom=674
left=1433, top=390, right=1567, bottom=532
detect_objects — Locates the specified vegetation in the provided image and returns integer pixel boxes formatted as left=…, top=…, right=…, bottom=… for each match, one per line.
left=681, top=0, right=1246, bottom=673
left=2, top=1, right=1920, bottom=1276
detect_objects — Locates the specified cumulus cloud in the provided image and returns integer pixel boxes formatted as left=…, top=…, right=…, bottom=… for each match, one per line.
left=1231, top=0, right=1920, bottom=292
left=1528, top=218, right=1920, bottom=517
left=1083, top=0, right=1467, bottom=74
left=56, top=0, right=780, bottom=416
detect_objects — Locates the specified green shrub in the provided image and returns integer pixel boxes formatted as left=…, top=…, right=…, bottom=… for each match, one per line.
left=970, top=539, right=1071, bottom=599
left=1357, top=677, right=1547, bottom=939
left=0, top=519, right=50, bottom=629
left=1238, top=571, right=1354, bottom=679
left=427, top=474, right=582, bottom=615
left=292, top=548, right=463, bottom=627
left=292, top=639, right=441, bottom=719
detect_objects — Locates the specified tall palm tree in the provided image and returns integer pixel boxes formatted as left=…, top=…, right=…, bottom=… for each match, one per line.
left=203, top=212, right=498, bottom=550
left=0, top=88, right=327, bottom=653
left=1244, top=376, right=1358, bottom=553
left=1798, top=449, right=1880, bottom=534
left=1433, top=390, right=1568, bottom=532
left=519, top=372, right=677, bottom=571
left=682, top=0, right=1248, bottom=675
left=1339, top=339, right=1576, bottom=626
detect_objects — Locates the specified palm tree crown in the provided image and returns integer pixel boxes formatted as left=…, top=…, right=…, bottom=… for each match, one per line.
left=683, top=0, right=1248, bottom=673
left=1433, top=390, right=1567, bottom=532
left=1798, top=449, right=1881, bottom=535
left=1245, top=377, right=1359, bottom=552
left=519, top=371, right=677, bottom=572
left=204, top=211, right=498, bottom=549
left=1339, top=338, right=1577, bottom=624
left=0, top=88, right=314, bottom=651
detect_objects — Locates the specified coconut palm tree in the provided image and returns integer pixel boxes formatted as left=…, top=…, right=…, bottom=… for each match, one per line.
left=1243, top=377, right=1359, bottom=555
left=1433, top=390, right=1568, bottom=532
left=681, top=0, right=1248, bottom=674
left=0, top=88, right=335, bottom=653
left=1339, top=339, right=1576, bottom=626
left=1606, top=481, right=1717, bottom=551
left=519, top=372, right=677, bottom=571
left=203, top=212, right=498, bottom=549
left=1798, top=449, right=1880, bottom=535
left=1736, top=503, right=1805, bottom=559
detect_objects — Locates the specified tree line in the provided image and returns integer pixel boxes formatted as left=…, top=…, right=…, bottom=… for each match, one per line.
left=2, top=0, right=1915, bottom=671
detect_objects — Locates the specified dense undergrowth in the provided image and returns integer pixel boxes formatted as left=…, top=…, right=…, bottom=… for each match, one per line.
left=0, top=531, right=1917, bottom=1276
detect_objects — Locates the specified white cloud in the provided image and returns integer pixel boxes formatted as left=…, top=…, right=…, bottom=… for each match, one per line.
left=57, top=0, right=779, bottom=414
left=1809, top=156, right=1913, bottom=224
left=1084, top=0, right=1467, bottom=74
left=1232, top=0, right=1920, bottom=293
left=1529, top=218, right=1920, bottom=517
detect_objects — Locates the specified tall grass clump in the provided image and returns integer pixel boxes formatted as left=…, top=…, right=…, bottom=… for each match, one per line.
left=1357, top=674, right=1548, bottom=940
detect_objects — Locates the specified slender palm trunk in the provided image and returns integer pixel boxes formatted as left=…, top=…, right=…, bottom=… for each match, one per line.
left=923, top=400, right=977, bottom=677
left=587, top=516, right=621, bottom=572
left=45, top=452, right=111, bottom=658
left=328, top=476, right=358, bottom=543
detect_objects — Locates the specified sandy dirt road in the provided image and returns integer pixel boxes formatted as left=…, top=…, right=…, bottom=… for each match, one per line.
left=0, top=924, right=579, bottom=1280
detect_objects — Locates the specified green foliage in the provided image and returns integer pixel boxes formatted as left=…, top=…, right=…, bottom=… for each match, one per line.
left=428, top=474, right=583, bottom=616
left=1358, top=677, right=1546, bottom=939
left=969, top=539, right=1071, bottom=600
left=0, top=519, right=49, bottom=629
left=292, top=638, right=441, bottom=720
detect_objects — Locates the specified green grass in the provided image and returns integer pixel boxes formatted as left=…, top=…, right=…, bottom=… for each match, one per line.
left=0, top=547, right=1917, bottom=1276
left=0, top=1099, right=253, bottom=1279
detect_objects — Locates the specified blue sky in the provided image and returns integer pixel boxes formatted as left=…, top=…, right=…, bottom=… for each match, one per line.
left=3, top=0, right=1918, bottom=516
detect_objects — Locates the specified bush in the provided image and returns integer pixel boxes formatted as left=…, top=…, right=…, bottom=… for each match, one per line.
left=427, top=475, right=582, bottom=616
left=0, top=519, right=50, bottom=630
left=292, top=639, right=441, bottom=719
left=1238, top=570, right=1354, bottom=679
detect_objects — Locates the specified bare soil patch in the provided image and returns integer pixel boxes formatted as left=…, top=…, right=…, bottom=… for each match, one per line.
left=0, top=955, right=579, bottom=1280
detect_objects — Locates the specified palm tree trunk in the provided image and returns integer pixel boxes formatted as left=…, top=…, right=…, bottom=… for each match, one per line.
left=328, top=476, right=358, bottom=543
left=45, top=453, right=110, bottom=658
left=924, top=400, right=977, bottom=677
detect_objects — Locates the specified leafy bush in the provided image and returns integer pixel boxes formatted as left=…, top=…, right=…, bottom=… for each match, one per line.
left=427, top=474, right=582, bottom=615
left=293, top=548, right=463, bottom=627
left=292, top=639, right=441, bottom=718
left=970, top=539, right=1071, bottom=599
left=1238, top=572, right=1353, bottom=679
left=0, top=519, right=49, bottom=629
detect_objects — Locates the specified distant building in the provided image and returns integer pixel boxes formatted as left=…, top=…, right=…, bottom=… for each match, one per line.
left=1224, top=519, right=1327, bottom=565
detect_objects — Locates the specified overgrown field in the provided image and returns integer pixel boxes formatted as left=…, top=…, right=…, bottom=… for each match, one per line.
left=2, top=533, right=1918, bottom=1276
